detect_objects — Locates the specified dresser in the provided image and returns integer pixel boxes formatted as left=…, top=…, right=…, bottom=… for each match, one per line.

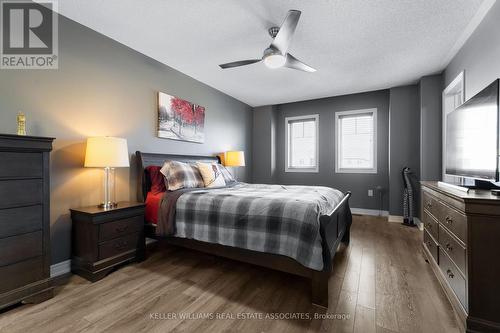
left=421, top=181, right=500, bottom=333
left=71, top=202, right=145, bottom=282
left=0, top=134, right=54, bottom=310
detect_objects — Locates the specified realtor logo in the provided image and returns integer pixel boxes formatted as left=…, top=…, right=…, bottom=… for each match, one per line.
left=1, top=0, right=58, bottom=69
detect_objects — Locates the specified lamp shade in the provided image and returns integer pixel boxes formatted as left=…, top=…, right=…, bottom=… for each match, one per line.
left=84, top=137, right=129, bottom=168
left=225, top=151, right=245, bottom=167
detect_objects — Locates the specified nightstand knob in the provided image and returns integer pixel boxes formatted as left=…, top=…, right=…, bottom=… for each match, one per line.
left=446, top=269, right=454, bottom=279
left=445, top=216, right=453, bottom=224
left=116, top=226, right=128, bottom=233
left=114, top=241, right=128, bottom=249
left=445, top=243, right=453, bottom=252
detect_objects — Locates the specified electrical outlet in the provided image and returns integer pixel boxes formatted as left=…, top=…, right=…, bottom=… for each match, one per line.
left=368, top=189, right=373, bottom=197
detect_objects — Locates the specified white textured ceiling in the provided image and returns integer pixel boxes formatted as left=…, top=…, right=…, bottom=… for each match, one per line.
left=57, top=0, right=492, bottom=107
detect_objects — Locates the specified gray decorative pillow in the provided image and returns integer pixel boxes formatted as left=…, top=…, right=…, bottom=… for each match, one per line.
left=160, top=160, right=204, bottom=191
left=216, top=164, right=236, bottom=184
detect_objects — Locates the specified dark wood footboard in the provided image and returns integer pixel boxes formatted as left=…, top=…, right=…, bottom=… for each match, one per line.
left=136, top=151, right=352, bottom=308
left=312, top=192, right=352, bottom=307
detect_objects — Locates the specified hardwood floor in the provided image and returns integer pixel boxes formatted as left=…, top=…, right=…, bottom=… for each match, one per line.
left=0, top=215, right=461, bottom=333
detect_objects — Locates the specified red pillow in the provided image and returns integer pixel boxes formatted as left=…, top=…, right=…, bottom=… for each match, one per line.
left=146, top=166, right=166, bottom=194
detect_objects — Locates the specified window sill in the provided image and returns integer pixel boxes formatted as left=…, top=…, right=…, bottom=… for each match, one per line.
left=285, top=168, right=319, bottom=173
left=335, top=168, right=377, bottom=174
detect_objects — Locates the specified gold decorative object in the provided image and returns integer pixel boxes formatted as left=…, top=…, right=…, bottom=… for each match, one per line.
left=17, top=112, right=26, bottom=136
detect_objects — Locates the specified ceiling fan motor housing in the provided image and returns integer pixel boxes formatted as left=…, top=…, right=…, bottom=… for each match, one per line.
left=268, top=26, right=280, bottom=38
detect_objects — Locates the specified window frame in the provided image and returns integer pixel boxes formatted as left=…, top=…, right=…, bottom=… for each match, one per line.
left=285, top=114, right=319, bottom=173
left=335, top=108, right=378, bottom=174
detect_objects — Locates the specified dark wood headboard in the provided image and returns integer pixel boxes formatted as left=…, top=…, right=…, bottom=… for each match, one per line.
left=135, top=151, right=220, bottom=201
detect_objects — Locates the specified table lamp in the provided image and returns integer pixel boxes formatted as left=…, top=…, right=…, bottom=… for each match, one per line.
left=84, top=137, right=129, bottom=209
left=225, top=151, right=245, bottom=179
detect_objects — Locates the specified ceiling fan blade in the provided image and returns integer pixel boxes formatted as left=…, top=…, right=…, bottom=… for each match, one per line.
left=271, top=10, right=301, bottom=54
left=219, top=59, right=261, bottom=69
left=284, top=54, right=316, bottom=72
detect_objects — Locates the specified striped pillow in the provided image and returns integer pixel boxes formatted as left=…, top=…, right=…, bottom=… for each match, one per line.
left=160, top=160, right=204, bottom=191
left=216, top=164, right=236, bottom=184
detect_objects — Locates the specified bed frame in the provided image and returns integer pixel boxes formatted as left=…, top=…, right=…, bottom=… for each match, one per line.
left=136, top=151, right=352, bottom=308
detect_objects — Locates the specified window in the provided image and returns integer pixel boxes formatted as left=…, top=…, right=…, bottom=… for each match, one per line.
left=285, top=114, right=319, bottom=172
left=335, top=109, right=377, bottom=173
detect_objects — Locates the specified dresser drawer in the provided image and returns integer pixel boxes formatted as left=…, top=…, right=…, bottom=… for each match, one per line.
left=422, top=191, right=440, bottom=219
left=439, top=248, right=467, bottom=310
left=0, top=231, right=43, bottom=266
left=0, top=179, right=42, bottom=209
left=0, top=152, right=42, bottom=179
left=0, top=256, right=45, bottom=293
left=0, top=205, right=42, bottom=238
left=423, top=229, right=439, bottom=264
left=440, top=226, right=466, bottom=276
left=422, top=209, right=439, bottom=241
left=438, top=206, right=467, bottom=244
left=98, top=233, right=140, bottom=260
left=98, top=216, right=143, bottom=242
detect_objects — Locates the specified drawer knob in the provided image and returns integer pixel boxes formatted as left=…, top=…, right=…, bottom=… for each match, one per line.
left=445, top=243, right=453, bottom=252
left=114, top=241, right=128, bottom=249
left=426, top=202, right=432, bottom=208
left=446, top=269, right=454, bottom=279
left=115, top=226, right=128, bottom=233
left=445, top=216, right=453, bottom=224
left=426, top=223, right=432, bottom=229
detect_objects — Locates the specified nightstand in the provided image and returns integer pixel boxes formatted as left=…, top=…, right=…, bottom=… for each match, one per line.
left=70, top=202, right=145, bottom=282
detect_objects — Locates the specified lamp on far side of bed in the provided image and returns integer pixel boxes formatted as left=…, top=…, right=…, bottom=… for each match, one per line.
left=84, top=137, right=129, bottom=209
left=224, top=150, right=245, bottom=179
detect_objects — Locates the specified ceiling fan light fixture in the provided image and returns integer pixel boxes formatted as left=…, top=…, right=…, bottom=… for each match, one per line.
left=263, top=53, right=286, bottom=69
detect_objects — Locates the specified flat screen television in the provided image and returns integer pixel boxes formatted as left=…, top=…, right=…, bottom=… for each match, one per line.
left=445, top=79, right=500, bottom=182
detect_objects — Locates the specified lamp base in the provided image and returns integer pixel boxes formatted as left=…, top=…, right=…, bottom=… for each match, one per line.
left=98, top=202, right=118, bottom=209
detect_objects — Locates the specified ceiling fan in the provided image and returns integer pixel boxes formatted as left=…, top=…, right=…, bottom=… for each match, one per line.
left=219, top=10, right=316, bottom=72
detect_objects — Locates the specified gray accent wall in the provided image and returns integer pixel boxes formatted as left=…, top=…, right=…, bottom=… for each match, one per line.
left=445, top=0, right=500, bottom=96
left=0, top=15, right=252, bottom=264
left=420, top=74, right=443, bottom=181
left=389, top=85, right=420, bottom=216
left=252, top=106, right=278, bottom=184
left=274, top=90, right=390, bottom=211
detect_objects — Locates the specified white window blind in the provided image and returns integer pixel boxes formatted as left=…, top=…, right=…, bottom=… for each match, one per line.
left=336, top=109, right=377, bottom=173
left=285, top=115, right=319, bottom=172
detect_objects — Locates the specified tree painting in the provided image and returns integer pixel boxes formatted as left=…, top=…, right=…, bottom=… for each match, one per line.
left=157, top=92, right=205, bottom=143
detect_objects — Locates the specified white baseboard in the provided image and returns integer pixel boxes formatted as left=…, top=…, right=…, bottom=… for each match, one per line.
left=388, top=215, right=423, bottom=230
left=50, top=259, right=71, bottom=278
left=351, top=208, right=389, bottom=217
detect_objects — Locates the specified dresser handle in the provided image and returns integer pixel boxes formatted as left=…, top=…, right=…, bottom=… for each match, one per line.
left=115, top=226, right=128, bottom=233
left=446, top=269, right=454, bottom=279
left=114, top=241, right=128, bottom=249
left=445, top=243, right=453, bottom=252
left=445, top=216, right=453, bottom=224
left=427, top=241, right=432, bottom=247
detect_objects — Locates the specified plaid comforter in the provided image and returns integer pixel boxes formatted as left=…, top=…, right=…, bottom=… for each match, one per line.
left=170, top=183, right=345, bottom=271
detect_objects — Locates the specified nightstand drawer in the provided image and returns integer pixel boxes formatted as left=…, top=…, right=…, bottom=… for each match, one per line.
left=99, top=216, right=143, bottom=242
left=98, top=233, right=140, bottom=260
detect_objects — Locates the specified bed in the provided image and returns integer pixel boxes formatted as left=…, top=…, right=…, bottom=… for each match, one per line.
left=136, top=151, right=352, bottom=308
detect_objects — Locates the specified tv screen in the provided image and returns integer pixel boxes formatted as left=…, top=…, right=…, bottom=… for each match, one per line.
left=446, top=80, right=499, bottom=181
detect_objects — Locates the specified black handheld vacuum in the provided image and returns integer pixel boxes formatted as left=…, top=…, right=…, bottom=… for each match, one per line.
left=402, top=167, right=417, bottom=227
